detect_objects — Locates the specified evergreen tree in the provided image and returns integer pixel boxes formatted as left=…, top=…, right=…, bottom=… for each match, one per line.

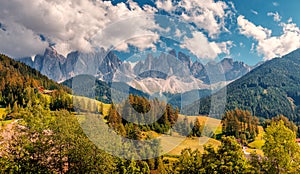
left=177, top=148, right=202, bottom=173
left=201, top=136, right=252, bottom=173
left=222, top=109, right=259, bottom=142
left=262, top=120, right=300, bottom=173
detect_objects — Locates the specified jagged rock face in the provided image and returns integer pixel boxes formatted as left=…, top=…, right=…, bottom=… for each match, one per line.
left=17, top=48, right=255, bottom=93
left=65, top=50, right=106, bottom=79
left=220, top=58, right=252, bottom=81
left=40, top=48, right=66, bottom=81
left=191, top=61, right=206, bottom=79
left=17, top=48, right=65, bottom=81
left=137, top=70, right=168, bottom=80
left=127, top=53, right=191, bottom=79
left=178, top=51, right=192, bottom=68
left=190, top=58, right=253, bottom=83
left=98, top=51, right=122, bottom=81
left=17, top=57, right=34, bottom=68
left=17, top=47, right=121, bottom=82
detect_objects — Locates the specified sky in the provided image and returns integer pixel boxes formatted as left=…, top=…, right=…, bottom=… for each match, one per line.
left=0, top=0, right=299, bottom=65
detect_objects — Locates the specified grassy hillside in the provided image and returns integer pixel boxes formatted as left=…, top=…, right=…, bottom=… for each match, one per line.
left=62, top=74, right=149, bottom=104
left=177, top=115, right=223, bottom=135
left=162, top=136, right=221, bottom=156
left=248, top=126, right=265, bottom=149
left=72, top=95, right=111, bottom=116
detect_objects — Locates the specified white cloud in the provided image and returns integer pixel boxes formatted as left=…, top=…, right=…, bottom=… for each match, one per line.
left=267, top=12, right=282, bottom=22
left=0, top=0, right=159, bottom=57
left=272, top=2, right=279, bottom=7
left=181, top=31, right=232, bottom=59
left=93, top=14, right=161, bottom=52
left=175, top=29, right=182, bottom=37
left=0, top=0, right=235, bottom=60
left=179, top=0, right=230, bottom=38
left=0, top=21, right=48, bottom=58
left=237, top=16, right=272, bottom=41
left=251, top=10, right=258, bottom=15
left=257, top=23, right=300, bottom=60
left=155, top=0, right=175, bottom=12
left=238, top=15, right=300, bottom=60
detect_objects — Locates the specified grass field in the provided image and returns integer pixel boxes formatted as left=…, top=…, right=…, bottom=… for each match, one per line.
left=72, top=95, right=111, bottom=116
left=246, top=126, right=265, bottom=156
left=161, top=115, right=222, bottom=156
left=178, top=115, right=223, bottom=135
left=248, top=126, right=265, bottom=149
left=159, top=135, right=221, bottom=156
left=0, top=120, right=14, bottom=127
left=42, top=94, right=268, bottom=158
left=141, top=131, right=161, bottom=139
left=0, top=107, right=13, bottom=127
left=245, top=148, right=264, bottom=156
left=0, top=108, right=6, bottom=119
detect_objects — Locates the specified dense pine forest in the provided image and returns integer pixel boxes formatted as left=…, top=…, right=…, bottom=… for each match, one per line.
left=1, top=53, right=300, bottom=173
left=199, top=49, right=300, bottom=124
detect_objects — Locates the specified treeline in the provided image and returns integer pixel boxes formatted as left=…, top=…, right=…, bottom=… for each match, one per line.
left=222, top=109, right=259, bottom=144
left=0, top=105, right=165, bottom=173
left=2, top=89, right=74, bottom=120
left=221, top=109, right=300, bottom=143
left=62, top=75, right=149, bottom=104
left=166, top=120, right=300, bottom=173
left=2, top=108, right=300, bottom=173
left=106, top=94, right=179, bottom=137
left=199, top=50, right=300, bottom=123
left=0, top=54, right=71, bottom=112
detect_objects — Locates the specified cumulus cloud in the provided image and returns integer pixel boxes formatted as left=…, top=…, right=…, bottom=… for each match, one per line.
left=0, top=0, right=235, bottom=60
left=181, top=31, right=232, bottom=60
left=93, top=14, right=161, bottom=52
left=238, top=15, right=300, bottom=60
left=267, top=12, right=282, bottom=22
left=237, top=15, right=272, bottom=41
left=257, top=23, right=300, bottom=60
left=0, top=21, right=48, bottom=58
left=0, top=0, right=159, bottom=57
left=155, top=0, right=175, bottom=12
left=179, top=0, right=230, bottom=38
left=155, top=0, right=233, bottom=38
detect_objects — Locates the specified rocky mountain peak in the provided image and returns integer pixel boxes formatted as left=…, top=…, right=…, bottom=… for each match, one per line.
left=178, top=51, right=192, bottom=68
left=168, top=49, right=177, bottom=58
left=17, top=48, right=256, bottom=93
left=18, top=48, right=121, bottom=82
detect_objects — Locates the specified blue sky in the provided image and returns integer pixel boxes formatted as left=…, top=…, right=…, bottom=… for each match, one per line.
left=112, top=0, right=300, bottom=65
left=0, top=0, right=299, bottom=66
left=228, top=0, right=300, bottom=65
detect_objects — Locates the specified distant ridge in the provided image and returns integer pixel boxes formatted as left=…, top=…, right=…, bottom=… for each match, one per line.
left=199, top=48, right=300, bottom=122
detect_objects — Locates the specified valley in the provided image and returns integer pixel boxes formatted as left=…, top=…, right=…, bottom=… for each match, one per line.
left=0, top=46, right=300, bottom=173
left=1, top=0, right=300, bottom=173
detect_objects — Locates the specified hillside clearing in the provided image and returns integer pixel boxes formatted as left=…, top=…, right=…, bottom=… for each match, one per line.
left=248, top=126, right=265, bottom=149
left=159, top=135, right=221, bottom=156
left=178, top=115, right=223, bottom=135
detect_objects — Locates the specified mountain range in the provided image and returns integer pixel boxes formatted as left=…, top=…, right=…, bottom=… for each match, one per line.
left=17, top=47, right=255, bottom=94
left=17, top=47, right=121, bottom=83
left=5, top=47, right=300, bottom=122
